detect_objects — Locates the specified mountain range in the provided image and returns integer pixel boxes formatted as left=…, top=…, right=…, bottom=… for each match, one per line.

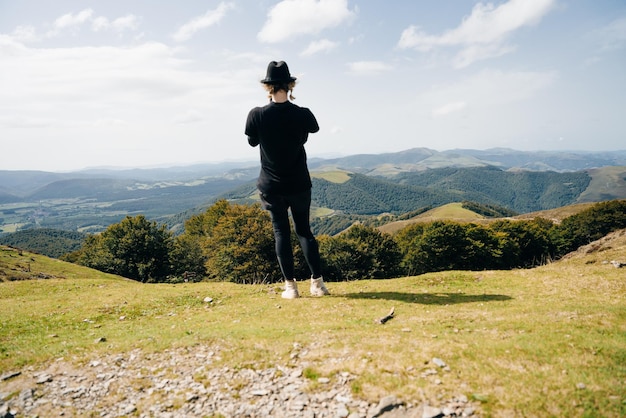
left=1, top=148, right=625, bottom=235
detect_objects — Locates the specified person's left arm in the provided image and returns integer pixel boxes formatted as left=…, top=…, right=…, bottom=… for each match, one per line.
left=304, top=108, right=319, bottom=134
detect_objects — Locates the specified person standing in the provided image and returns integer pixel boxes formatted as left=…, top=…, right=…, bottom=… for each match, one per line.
left=245, top=60, right=330, bottom=299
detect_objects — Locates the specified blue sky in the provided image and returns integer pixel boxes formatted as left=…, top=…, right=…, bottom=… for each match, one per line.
left=1, top=0, right=625, bottom=171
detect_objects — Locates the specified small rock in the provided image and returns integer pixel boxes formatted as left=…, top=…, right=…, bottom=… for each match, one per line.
left=432, top=358, right=447, bottom=368
left=576, top=382, right=586, bottom=390
left=336, top=405, right=350, bottom=417
left=35, top=373, right=52, bottom=384
left=19, top=388, right=34, bottom=403
left=0, top=404, right=14, bottom=418
left=94, top=337, right=106, bottom=344
left=121, top=404, right=136, bottom=415
left=318, top=377, right=330, bottom=384
left=203, top=297, right=213, bottom=303
left=463, top=406, right=476, bottom=416
left=335, top=394, right=351, bottom=403
left=252, top=389, right=270, bottom=396
left=1, top=371, right=21, bottom=381
left=371, top=395, right=402, bottom=417
left=422, top=404, right=443, bottom=418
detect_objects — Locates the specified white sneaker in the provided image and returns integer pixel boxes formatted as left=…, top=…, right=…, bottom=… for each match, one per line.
left=281, top=279, right=300, bottom=299
left=310, top=276, right=330, bottom=296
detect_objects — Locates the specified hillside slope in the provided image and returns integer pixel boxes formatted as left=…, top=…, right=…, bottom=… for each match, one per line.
left=0, top=229, right=85, bottom=258
left=376, top=201, right=605, bottom=235
left=378, top=203, right=487, bottom=234
left=577, top=166, right=626, bottom=203
left=1, top=233, right=625, bottom=417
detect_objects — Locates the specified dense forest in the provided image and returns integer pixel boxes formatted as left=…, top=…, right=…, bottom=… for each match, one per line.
left=55, top=199, right=626, bottom=284
left=0, top=228, right=85, bottom=258
left=0, top=165, right=611, bottom=236
left=222, top=167, right=591, bottom=217
left=391, top=166, right=591, bottom=213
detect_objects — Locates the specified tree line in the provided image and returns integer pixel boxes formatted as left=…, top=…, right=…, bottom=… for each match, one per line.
left=62, top=199, right=626, bottom=284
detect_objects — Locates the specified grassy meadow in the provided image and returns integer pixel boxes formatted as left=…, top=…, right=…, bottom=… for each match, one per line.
left=1, top=237, right=625, bottom=417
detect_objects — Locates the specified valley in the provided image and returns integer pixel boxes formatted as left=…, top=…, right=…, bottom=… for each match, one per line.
left=1, top=148, right=625, bottom=237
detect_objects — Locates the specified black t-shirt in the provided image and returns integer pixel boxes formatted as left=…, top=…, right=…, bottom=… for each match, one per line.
left=245, top=101, right=319, bottom=195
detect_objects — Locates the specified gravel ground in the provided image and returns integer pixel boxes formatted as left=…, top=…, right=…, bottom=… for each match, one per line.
left=1, top=344, right=479, bottom=417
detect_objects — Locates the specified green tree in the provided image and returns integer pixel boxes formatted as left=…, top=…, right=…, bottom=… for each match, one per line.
left=319, top=224, right=402, bottom=280
left=395, top=221, right=504, bottom=275
left=417, top=221, right=471, bottom=273
left=77, top=215, right=173, bottom=282
left=169, top=234, right=207, bottom=282
left=489, top=218, right=554, bottom=268
left=394, top=222, right=427, bottom=276
left=553, top=200, right=626, bottom=256
left=182, top=200, right=279, bottom=284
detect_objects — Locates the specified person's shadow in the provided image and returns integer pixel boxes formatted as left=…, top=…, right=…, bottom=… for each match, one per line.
left=344, top=291, right=512, bottom=305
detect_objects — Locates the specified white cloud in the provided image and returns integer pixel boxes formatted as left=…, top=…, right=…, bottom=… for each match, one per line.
left=452, top=43, right=515, bottom=69
left=0, top=37, right=255, bottom=170
left=591, top=16, right=626, bottom=52
left=44, top=9, right=140, bottom=37
left=421, top=69, right=557, bottom=115
left=173, top=109, right=206, bottom=125
left=0, top=40, right=249, bottom=129
left=10, top=25, right=38, bottom=43
left=92, top=16, right=109, bottom=32
left=347, top=61, right=393, bottom=76
left=432, top=101, right=467, bottom=117
left=172, top=2, right=234, bottom=42
left=300, top=39, right=338, bottom=56
left=0, top=115, right=54, bottom=129
left=398, top=0, right=556, bottom=67
left=258, top=0, right=356, bottom=43
left=53, top=8, right=94, bottom=30
left=92, top=14, right=141, bottom=33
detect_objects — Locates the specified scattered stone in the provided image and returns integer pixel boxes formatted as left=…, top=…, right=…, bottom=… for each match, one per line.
left=0, top=372, right=20, bottom=381
left=35, top=373, right=52, bottom=384
left=422, top=404, right=443, bottom=418
left=0, top=403, right=16, bottom=418
left=0, top=346, right=481, bottom=417
left=371, top=395, right=403, bottom=417
left=376, top=307, right=395, bottom=324
left=576, top=382, right=587, bottom=390
left=203, top=297, right=213, bottom=303
left=610, top=260, right=624, bottom=268
left=251, top=389, right=270, bottom=396
left=94, top=337, right=106, bottom=344
left=432, top=358, right=447, bottom=368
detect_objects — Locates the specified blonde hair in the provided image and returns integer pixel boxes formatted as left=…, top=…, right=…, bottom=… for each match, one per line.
left=263, top=81, right=296, bottom=101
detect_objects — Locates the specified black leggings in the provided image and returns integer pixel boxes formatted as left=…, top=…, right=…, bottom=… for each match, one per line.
left=260, top=189, right=322, bottom=280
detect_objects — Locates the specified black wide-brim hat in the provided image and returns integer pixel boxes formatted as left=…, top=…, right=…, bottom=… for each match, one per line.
left=261, top=60, right=297, bottom=84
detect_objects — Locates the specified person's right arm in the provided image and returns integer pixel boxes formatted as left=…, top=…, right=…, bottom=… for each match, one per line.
left=245, top=108, right=260, bottom=147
